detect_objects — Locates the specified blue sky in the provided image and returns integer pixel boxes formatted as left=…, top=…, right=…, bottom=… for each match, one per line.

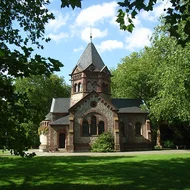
left=36, top=0, right=170, bottom=84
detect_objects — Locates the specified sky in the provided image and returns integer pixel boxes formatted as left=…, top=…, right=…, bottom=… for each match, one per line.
left=36, top=0, right=171, bottom=84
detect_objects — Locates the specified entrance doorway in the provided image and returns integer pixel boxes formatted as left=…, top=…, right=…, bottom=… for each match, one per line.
left=59, top=133, right=65, bottom=148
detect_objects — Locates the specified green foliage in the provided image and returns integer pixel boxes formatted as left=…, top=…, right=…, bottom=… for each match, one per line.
left=38, top=126, right=49, bottom=135
left=116, top=0, right=190, bottom=46
left=61, top=0, right=82, bottom=9
left=111, top=20, right=190, bottom=146
left=0, top=0, right=64, bottom=155
left=15, top=74, right=70, bottom=147
left=163, top=140, right=174, bottom=149
left=154, top=145, right=162, bottom=150
left=91, top=132, right=114, bottom=152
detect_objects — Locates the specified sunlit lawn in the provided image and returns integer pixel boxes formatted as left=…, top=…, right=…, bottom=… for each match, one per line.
left=0, top=153, right=190, bottom=190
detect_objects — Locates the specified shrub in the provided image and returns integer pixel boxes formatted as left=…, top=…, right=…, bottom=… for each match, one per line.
left=91, top=132, right=114, bottom=152
left=154, top=145, right=162, bottom=149
left=163, top=140, right=174, bottom=148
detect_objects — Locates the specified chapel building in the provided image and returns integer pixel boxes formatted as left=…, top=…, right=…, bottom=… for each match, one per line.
left=39, top=42, right=152, bottom=152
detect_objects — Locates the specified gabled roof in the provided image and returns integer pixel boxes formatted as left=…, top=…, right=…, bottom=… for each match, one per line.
left=69, top=90, right=117, bottom=111
left=50, top=98, right=70, bottom=113
left=49, top=97, right=147, bottom=115
left=50, top=115, right=69, bottom=125
left=76, top=42, right=105, bottom=72
left=112, top=99, right=148, bottom=114
left=100, top=65, right=112, bottom=75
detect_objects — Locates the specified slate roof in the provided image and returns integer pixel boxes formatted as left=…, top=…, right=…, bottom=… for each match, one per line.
left=111, top=99, right=148, bottom=113
left=49, top=97, right=147, bottom=115
left=50, top=98, right=70, bottom=113
left=45, top=113, right=52, bottom=120
left=76, top=42, right=105, bottom=71
left=50, top=115, right=69, bottom=125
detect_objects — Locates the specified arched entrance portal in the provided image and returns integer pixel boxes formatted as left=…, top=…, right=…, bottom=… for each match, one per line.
left=59, top=133, right=65, bottom=148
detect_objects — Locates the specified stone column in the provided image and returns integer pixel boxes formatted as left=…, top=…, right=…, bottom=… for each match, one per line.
left=39, top=134, right=48, bottom=152
left=67, top=114, right=74, bottom=152
left=146, top=120, right=152, bottom=142
left=114, top=115, right=120, bottom=152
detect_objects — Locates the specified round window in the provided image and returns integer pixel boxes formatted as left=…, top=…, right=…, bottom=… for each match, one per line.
left=90, top=101, right=97, bottom=107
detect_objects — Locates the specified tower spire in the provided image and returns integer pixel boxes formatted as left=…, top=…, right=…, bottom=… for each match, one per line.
left=90, top=27, right=92, bottom=42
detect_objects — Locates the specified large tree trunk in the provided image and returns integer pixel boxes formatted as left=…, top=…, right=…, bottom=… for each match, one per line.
left=156, top=124, right=162, bottom=148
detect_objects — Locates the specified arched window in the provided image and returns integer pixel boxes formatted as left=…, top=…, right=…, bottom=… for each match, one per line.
left=78, top=83, right=82, bottom=92
left=74, top=83, right=78, bottom=93
left=119, top=122, right=125, bottom=137
left=91, top=116, right=97, bottom=135
left=82, top=120, right=89, bottom=136
left=98, top=121, right=104, bottom=135
left=92, top=81, right=97, bottom=91
left=135, top=122, right=142, bottom=136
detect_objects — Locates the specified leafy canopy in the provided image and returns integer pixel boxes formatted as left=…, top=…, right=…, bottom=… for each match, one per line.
left=0, top=0, right=65, bottom=154
left=116, top=0, right=190, bottom=47
left=112, top=21, right=190, bottom=125
left=14, top=74, right=70, bottom=148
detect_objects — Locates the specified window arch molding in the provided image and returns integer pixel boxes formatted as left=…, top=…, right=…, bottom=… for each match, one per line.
left=80, top=112, right=107, bottom=136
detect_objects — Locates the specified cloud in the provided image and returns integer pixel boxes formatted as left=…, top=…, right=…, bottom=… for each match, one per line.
left=48, top=32, right=69, bottom=43
left=97, top=40, right=124, bottom=52
left=125, top=27, right=152, bottom=51
left=81, top=27, right=108, bottom=42
left=75, top=1, right=118, bottom=26
left=73, top=46, right=83, bottom=52
left=140, top=0, right=172, bottom=21
left=46, top=11, right=69, bottom=32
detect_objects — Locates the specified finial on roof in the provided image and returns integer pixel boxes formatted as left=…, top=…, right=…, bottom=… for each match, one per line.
left=90, top=27, right=92, bottom=42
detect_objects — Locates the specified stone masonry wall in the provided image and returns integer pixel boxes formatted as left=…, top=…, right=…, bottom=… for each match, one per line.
left=74, top=95, right=114, bottom=145
left=119, top=114, right=148, bottom=144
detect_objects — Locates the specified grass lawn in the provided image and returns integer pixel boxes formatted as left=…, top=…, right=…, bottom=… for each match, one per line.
left=0, top=153, right=190, bottom=190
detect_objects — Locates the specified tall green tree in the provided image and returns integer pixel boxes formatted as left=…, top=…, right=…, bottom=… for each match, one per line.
left=112, top=22, right=190, bottom=147
left=15, top=74, right=70, bottom=147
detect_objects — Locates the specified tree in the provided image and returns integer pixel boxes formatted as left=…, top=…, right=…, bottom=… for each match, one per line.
left=116, top=0, right=190, bottom=47
left=15, top=74, right=70, bottom=147
left=0, top=0, right=65, bottom=155
left=111, top=22, right=190, bottom=147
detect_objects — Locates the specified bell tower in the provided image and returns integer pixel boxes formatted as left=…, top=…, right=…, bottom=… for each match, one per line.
left=70, top=42, right=112, bottom=106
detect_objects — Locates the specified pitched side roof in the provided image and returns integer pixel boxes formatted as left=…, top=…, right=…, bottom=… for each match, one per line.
left=50, top=98, right=70, bottom=113
left=111, top=99, right=148, bottom=113
left=76, top=42, right=105, bottom=71
left=50, top=115, right=69, bottom=125
left=45, top=113, right=52, bottom=120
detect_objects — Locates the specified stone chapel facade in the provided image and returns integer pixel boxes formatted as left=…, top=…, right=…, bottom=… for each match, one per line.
left=39, top=42, right=152, bottom=152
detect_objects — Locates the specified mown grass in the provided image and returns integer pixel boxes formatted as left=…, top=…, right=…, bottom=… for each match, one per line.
left=0, top=153, right=190, bottom=190
left=0, top=149, right=9, bottom=155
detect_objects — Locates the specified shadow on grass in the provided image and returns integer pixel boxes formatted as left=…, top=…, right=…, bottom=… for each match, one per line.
left=0, top=155, right=190, bottom=190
